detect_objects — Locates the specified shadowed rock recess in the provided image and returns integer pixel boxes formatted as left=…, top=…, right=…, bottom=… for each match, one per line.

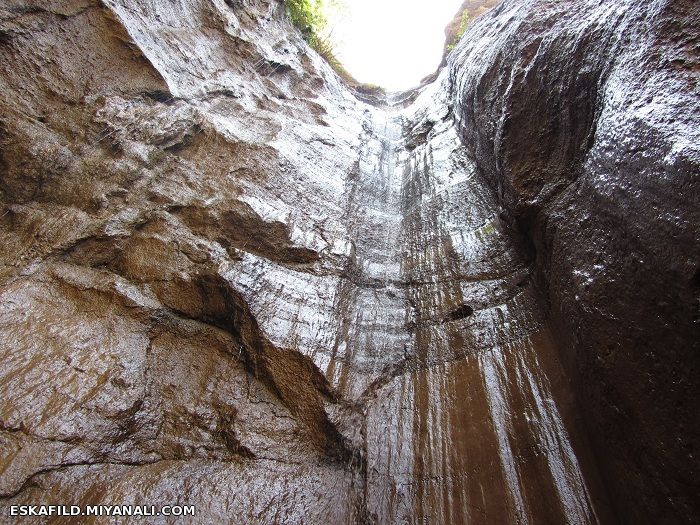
left=0, top=0, right=697, bottom=523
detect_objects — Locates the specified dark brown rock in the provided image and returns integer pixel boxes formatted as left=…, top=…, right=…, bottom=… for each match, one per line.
left=0, top=0, right=696, bottom=523
left=451, top=0, right=700, bottom=521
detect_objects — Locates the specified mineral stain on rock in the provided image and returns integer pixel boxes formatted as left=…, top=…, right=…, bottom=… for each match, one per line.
left=0, top=0, right=697, bottom=524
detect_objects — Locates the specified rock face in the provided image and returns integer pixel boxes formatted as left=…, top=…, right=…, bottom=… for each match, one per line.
left=450, top=0, right=699, bottom=522
left=0, top=0, right=696, bottom=524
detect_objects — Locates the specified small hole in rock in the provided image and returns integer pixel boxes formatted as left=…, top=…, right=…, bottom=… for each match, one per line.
left=445, top=304, right=474, bottom=322
left=143, top=90, right=173, bottom=104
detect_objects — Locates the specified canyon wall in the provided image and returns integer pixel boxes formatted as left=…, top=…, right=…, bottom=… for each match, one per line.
left=0, top=0, right=696, bottom=523
left=450, top=0, right=699, bottom=522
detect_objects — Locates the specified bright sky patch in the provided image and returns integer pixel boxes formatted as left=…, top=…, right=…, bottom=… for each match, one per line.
left=324, top=0, right=465, bottom=91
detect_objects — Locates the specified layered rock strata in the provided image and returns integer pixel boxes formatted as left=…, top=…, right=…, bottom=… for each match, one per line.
left=0, top=0, right=696, bottom=523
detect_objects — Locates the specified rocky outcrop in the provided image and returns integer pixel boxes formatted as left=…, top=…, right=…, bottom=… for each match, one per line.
left=0, top=0, right=696, bottom=523
left=450, top=0, right=699, bottom=522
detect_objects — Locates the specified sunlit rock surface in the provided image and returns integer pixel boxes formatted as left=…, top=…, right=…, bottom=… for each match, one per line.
left=0, top=0, right=696, bottom=523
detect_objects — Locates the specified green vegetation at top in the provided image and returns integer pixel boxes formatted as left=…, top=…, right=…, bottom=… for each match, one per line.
left=446, top=10, right=471, bottom=52
left=285, top=0, right=327, bottom=41
left=456, top=10, right=471, bottom=42
left=285, top=0, right=352, bottom=81
left=285, top=0, right=383, bottom=93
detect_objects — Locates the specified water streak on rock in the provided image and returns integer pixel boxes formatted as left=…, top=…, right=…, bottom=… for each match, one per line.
left=0, top=0, right=697, bottom=523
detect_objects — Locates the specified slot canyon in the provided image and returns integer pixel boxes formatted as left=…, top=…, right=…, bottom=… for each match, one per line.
left=0, top=0, right=698, bottom=523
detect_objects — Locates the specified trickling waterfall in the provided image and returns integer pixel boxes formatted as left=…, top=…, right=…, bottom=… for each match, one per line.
left=347, top=79, right=597, bottom=523
left=1, top=0, right=696, bottom=523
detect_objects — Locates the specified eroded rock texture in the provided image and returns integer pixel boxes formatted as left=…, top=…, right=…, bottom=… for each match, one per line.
left=450, top=0, right=699, bottom=522
left=0, top=0, right=696, bottom=523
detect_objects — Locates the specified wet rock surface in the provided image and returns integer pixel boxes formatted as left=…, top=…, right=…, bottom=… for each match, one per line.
left=450, top=0, right=699, bottom=522
left=0, top=0, right=696, bottom=523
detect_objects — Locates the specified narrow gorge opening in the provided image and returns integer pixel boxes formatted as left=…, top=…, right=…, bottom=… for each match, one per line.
left=286, top=0, right=499, bottom=91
